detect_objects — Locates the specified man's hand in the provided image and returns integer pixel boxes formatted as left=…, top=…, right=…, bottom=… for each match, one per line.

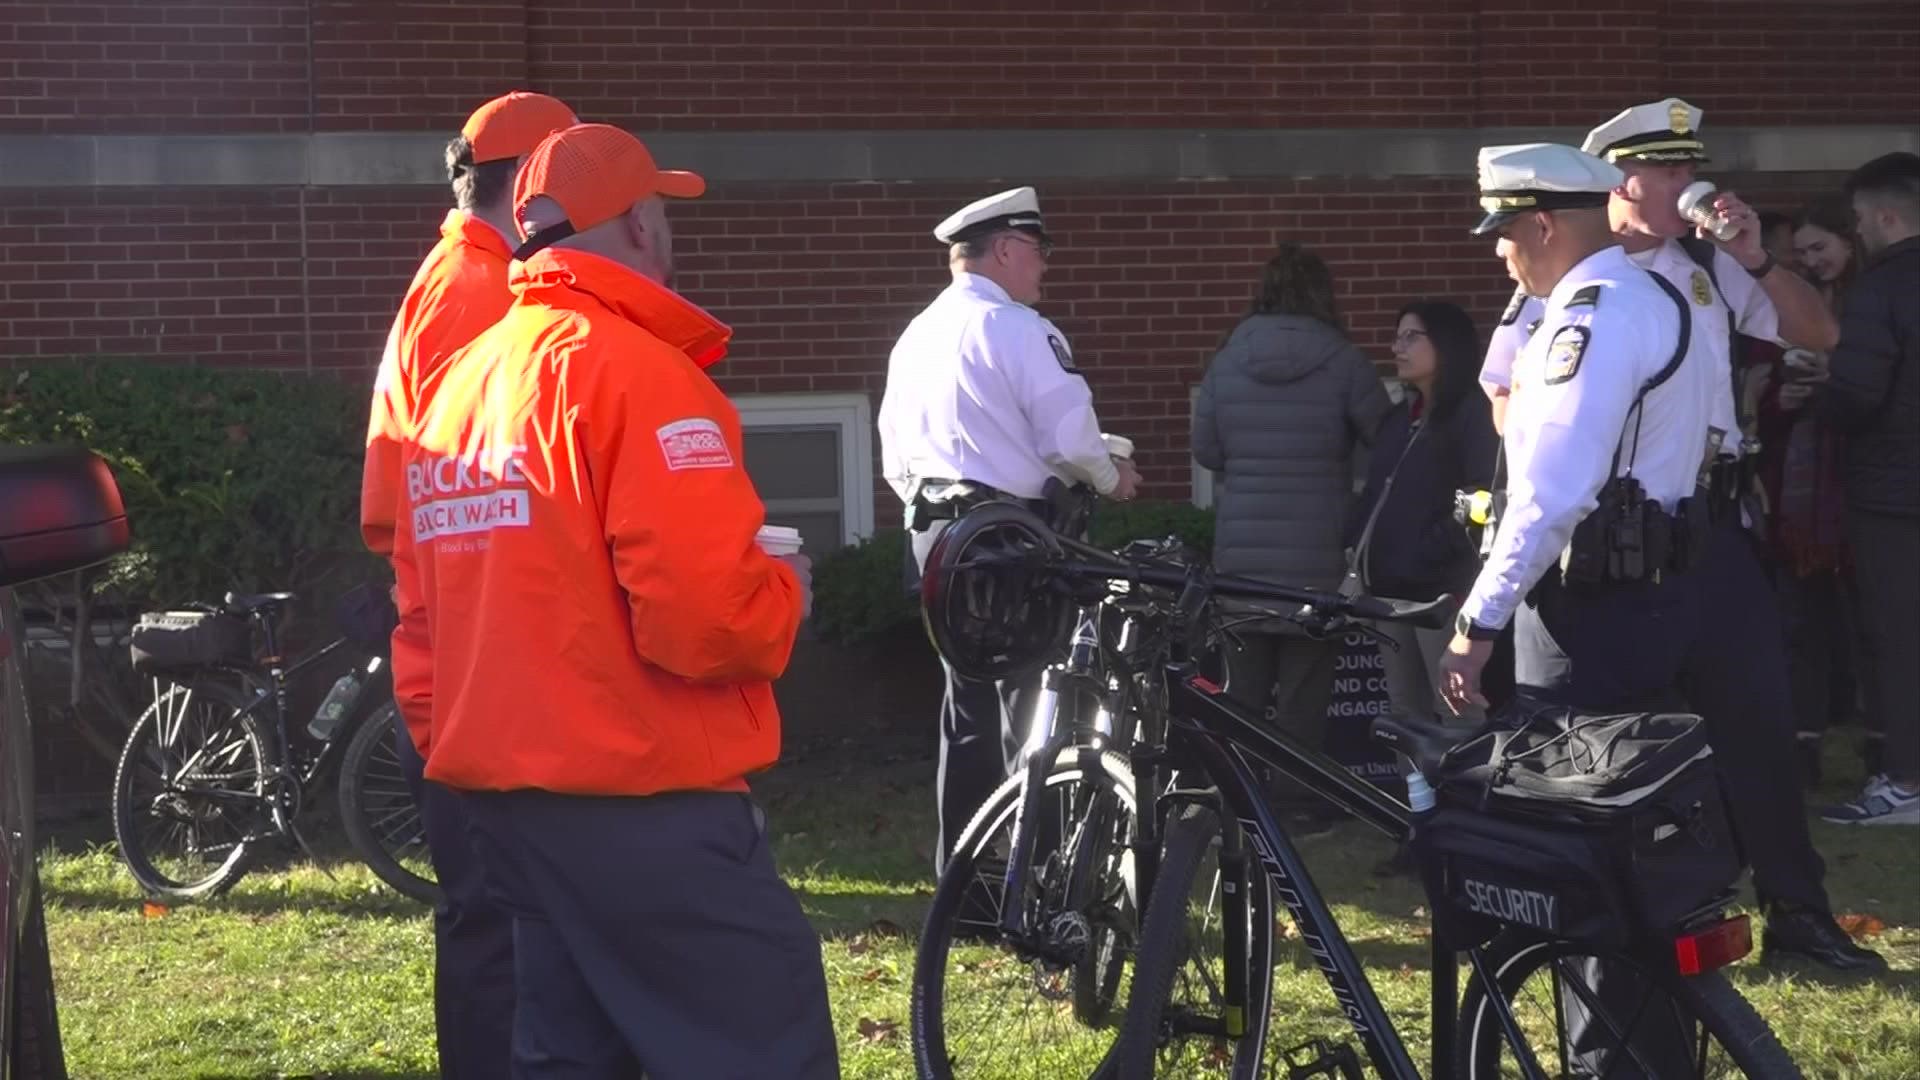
left=1111, top=457, right=1141, bottom=502
left=780, top=553, right=813, bottom=620
left=1439, top=634, right=1494, bottom=716
left=1704, top=190, right=1767, bottom=270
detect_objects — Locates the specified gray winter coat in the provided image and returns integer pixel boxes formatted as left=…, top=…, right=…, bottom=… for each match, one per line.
left=1194, top=314, right=1394, bottom=591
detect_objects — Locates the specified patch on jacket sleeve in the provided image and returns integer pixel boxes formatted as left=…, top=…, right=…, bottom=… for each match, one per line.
left=1048, top=333, right=1079, bottom=373
left=1544, top=326, right=1590, bottom=386
left=1565, top=285, right=1602, bottom=309
left=656, top=417, right=734, bottom=471
left=1499, top=289, right=1528, bottom=326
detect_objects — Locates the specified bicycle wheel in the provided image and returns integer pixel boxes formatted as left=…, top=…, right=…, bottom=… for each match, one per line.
left=111, top=680, right=270, bottom=900
left=337, top=702, right=441, bottom=906
left=1457, top=933, right=1802, bottom=1078
left=911, top=748, right=1140, bottom=1080
left=1113, top=802, right=1277, bottom=1080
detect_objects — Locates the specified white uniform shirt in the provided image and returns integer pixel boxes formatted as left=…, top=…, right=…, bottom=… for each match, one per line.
left=1460, top=245, right=1715, bottom=631
left=1479, top=240, right=1782, bottom=455
left=878, top=272, right=1117, bottom=503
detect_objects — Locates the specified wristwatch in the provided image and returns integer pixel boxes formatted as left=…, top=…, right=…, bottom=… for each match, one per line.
left=1745, top=251, right=1776, bottom=280
left=1455, top=612, right=1501, bottom=641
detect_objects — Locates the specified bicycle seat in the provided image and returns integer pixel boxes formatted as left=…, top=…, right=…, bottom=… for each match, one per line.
left=1370, top=713, right=1482, bottom=778
left=225, top=591, right=296, bottom=615
left=1349, top=593, right=1454, bottom=629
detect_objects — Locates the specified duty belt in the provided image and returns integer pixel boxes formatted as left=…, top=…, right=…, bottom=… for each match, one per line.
left=904, top=478, right=1050, bottom=532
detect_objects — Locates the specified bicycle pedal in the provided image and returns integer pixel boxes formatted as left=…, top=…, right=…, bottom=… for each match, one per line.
left=1283, top=1037, right=1363, bottom=1079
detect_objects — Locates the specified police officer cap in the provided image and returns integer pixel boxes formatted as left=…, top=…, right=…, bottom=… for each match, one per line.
left=1582, top=97, right=1709, bottom=165
left=934, top=186, right=1050, bottom=245
left=1472, top=143, right=1624, bottom=236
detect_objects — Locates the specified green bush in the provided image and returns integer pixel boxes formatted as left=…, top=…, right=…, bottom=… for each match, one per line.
left=807, top=500, right=1219, bottom=649
left=1088, top=499, right=1216, bottom=552
left=809, top=526, right=919, bottom=649
left=0, top=362, right=382, bottom=612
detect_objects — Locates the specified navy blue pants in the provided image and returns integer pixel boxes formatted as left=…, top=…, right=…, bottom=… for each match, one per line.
left=393, top=715, right=516, bottom=1080
left=464, top=788, right=839, bottom=1080
left=1513, top=523, right=1828, bottom=912
left=910, top=523, right=1044, bottom=872
left=1680, top=520, right=1829, bottom=913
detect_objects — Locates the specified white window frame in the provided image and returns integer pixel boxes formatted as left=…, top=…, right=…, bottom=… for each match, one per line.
left=731, top=392, right=876, bottom=547
left=1189, top=384, right=1215, bottom=509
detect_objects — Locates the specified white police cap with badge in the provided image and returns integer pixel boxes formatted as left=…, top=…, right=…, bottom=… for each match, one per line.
left=934, top=186, right=1051, bottom=245
left=1582, top=97, right=1708, bottom=165
left=1471, top=143, right=1624, bottom=236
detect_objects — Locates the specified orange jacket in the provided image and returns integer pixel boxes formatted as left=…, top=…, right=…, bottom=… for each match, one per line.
left=390, top=248, right=804, bottom=796
left=361, top=210, right=517, bottom=559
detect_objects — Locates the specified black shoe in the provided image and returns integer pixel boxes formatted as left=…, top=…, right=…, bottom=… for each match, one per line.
left=1761, top=906, right=1888, bottom=974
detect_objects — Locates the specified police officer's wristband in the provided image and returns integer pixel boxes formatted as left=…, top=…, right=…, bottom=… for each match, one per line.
left=1455, top=612, right=1501, bottom=641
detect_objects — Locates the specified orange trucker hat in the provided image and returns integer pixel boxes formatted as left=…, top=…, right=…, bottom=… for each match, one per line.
left=511, top=124, right=706, bottom=254
left=461, top=91, right=578, bottom=164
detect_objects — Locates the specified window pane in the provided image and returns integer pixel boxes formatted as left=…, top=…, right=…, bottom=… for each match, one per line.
left=742, top=428, right=841, bottom=501
left=762, top=508, right=843, bottom=555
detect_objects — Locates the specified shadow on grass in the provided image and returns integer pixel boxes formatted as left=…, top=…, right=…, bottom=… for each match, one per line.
left=43, top=879, right=430, bottom=921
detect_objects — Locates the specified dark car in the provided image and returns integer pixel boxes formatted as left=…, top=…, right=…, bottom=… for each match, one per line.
left=0, top=445, right=133, bottom=1077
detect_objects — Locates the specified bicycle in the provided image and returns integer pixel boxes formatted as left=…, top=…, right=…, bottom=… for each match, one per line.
left=907, top=480, right=1212, bottom=1079
left=110, top=586, right=440, bottom=905
left=921, top=501, right=1800, bottom=1080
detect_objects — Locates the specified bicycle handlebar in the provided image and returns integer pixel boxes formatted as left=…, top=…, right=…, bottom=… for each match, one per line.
left=1044, top=532, right=1454, bottom=633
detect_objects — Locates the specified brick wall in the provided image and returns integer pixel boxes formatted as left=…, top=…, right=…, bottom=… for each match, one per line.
left=4, top=1, right=1914, bottom=133
left=0, top=1, right=1910, bottom=510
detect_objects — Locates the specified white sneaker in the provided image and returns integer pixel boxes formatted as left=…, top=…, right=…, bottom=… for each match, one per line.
left=1820, top=774, right=1920, bottom=826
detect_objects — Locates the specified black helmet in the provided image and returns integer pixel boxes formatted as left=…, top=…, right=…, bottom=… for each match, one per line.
left=919, top=500, right=1073, bottom=681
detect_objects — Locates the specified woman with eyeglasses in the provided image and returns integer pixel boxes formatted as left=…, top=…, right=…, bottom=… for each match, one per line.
left=1345, top=300, right=1504, bottom=724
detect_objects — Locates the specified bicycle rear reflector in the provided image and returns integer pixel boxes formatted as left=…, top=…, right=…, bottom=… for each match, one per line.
left=1673, top=913, right=1751, bottom=975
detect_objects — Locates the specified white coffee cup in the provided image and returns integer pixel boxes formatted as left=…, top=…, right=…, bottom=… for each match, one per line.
left=755, top=524, right=803, bottom=556
left=1101, top=433, right=1134, bottom=461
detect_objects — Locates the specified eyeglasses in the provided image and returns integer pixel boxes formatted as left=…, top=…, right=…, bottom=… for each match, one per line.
left=1393, top=329, right=1429, bottom=346
left=1005, top=234, right=1054, bottom=260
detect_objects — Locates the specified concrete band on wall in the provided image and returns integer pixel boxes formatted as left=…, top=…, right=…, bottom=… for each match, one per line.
left=3, top=126, right=1915, bottom=189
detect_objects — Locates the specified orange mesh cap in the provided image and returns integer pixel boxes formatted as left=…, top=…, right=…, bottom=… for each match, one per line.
left=461, top=92, right=578, bottom=164
left=513, top=124, right=706, bottom=235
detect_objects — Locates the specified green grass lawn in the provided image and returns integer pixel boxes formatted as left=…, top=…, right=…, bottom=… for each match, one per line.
left=41, top=739, right=1920, bottom=1078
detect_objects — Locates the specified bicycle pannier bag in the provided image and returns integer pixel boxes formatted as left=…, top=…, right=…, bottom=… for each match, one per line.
left=129, top=609, right=253, bottom=676
left=1412, top=705, right=1743, bottom=950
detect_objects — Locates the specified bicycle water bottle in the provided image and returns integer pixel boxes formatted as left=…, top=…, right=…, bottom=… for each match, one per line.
left=1405, top=770, right=1436, bottom=815
left=308, top=670, right=367, bottom=741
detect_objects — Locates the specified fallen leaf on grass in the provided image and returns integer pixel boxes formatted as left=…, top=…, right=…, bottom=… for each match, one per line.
left=847, top=935, right=871, bottom=957
left=861, top=967, right=889, bottom=983
left=1834, top=913, right=1886, bottom=940
left=141, top=902, right=169, bottom=919
left=857, top=1017, right=899, bottom=1043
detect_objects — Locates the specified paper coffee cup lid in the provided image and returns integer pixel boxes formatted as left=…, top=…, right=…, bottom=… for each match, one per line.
left=1101, top=433, right=1134, bottom=459
left=757, top=525, right=800, bottom=539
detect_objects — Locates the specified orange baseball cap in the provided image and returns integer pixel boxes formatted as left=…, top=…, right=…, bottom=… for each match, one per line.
left=461, top=91, right=578, bottom=164
left=513, top=123, right=706, bottom=240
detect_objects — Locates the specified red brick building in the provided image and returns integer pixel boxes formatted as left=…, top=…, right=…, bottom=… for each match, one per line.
left=2, top=0, right=1916, bottom=550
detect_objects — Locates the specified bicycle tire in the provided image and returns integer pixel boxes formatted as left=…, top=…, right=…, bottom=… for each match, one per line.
left=911, top=748, right=1138, bottom=1080
left=337, top=702, right=441, bottom=906
left=1113, top=802, right=1277, bottom=1080
left=111, top=680, right=268, bottom=900
left=1457, top=933, right=1803, bottom=1078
